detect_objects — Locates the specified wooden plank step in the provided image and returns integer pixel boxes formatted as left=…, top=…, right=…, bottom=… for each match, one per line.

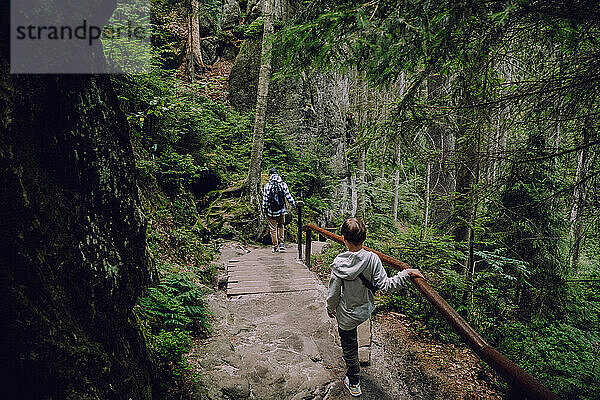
left=229, top=273, right=313, bottom=281
left=227, top=286, right=315, bottom=293
left=227, top=267, right=310, bottom=272
left=225, top=245, right=322, bottom=296
left=227, top=265, right=308, bottom=271
left=227, top=273, right=314, bottom=280
left=227, top=278, right=315, bottom=286
left=227, top=285, right=317, bottom=295
left=227, top=287, right=317, bottom=295
left=228, top=261, right=305, bottom=266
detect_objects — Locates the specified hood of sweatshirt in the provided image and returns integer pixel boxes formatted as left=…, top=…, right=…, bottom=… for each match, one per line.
left=269, top=173, right=283, bottom=183
left=331, top=248, right=372, bottom=280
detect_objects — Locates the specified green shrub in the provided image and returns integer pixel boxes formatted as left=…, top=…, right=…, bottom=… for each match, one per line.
left=136, top=295, right=191, bottom=392
left=153, top=329, right=192, bottom=380
left=138, top=286, right=192, bottom=330
left=500, top=322, right=600, bottom=400
left=156, top=150, right=208, bottom=194
left=139, top=270, right=210, bottom=333
left=136, top=270, right=211, bottom=388
left=162, top=271, right=211, bottom=335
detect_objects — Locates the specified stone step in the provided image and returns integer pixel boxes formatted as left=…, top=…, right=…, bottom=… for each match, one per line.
left=332, top=318, right=372, bottom=365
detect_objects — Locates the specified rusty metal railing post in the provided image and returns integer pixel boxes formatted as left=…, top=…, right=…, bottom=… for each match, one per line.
left=303, top=223, right=560, bottom=400
left=296, top=201, right=304, bottom=259
left=305, top=227, right=312, bottom=268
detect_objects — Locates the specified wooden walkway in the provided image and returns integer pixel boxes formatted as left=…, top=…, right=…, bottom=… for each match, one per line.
left=226, top=243, right=325, bottom=296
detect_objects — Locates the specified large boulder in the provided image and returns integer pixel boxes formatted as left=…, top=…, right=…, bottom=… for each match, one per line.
left=246, top=0, right=298, bottom=23
left=222, top=0, right=242, bottom=29
left=199, top=11, right=218, bottom=37
left=201, top=37, right=220, bottom=65
left=246, top=0, right=262, bottom=21
left=0, top=2, right=154, bottom=398
left=228, top=38, right=262, bottom=112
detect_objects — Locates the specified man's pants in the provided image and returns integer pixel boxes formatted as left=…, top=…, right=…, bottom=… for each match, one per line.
left=267, top=215, right=285, bottom=247
left=338, top=326, right=360, bottom=385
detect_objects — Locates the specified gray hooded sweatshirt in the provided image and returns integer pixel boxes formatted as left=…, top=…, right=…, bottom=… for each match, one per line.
left=326, top=248, right=410, bottom=330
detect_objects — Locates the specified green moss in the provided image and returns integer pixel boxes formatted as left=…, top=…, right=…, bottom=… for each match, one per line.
left=244, top=17, right=263, bottom=38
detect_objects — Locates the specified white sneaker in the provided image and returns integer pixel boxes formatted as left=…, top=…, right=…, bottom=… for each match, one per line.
left=272, top=247, right=279, bottom=253
left=344, top=376, right=362, bottom=397
left=279, top=243, right=285, bottom=250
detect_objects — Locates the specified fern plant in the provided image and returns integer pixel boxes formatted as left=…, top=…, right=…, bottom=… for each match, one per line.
left=138, top=286, right=192, bottom=330
left=136, top=269, right=211, bottom=390
left=138, top=270, right=211, bottom=334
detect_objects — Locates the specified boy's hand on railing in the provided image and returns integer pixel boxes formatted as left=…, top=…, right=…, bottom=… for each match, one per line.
left=406, top=269, right=424, bottom=279
left=327, top=309, right=336, bottom=318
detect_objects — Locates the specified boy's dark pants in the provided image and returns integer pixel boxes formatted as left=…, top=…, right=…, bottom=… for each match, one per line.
left=338, top=326, right=360, bottom=385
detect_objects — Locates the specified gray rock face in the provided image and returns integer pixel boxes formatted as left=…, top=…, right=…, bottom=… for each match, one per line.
left=199, top=12, right=218, bottom=37
left=246, top=0, right=262, bottom=21
left=228, top=38, right=262, bottom=112
left=0, top=21, right=153, bottom=399
left=246, top=0, right=297, bottom=22
left=228, top=37, right=350, bottom=180
left=201, top=37, right=220, bottom=65
left=222, top=0, right=242, bottom=29
left=193, top=289, right=339, bottom=400
left=220, top=40, right=238, bottom=61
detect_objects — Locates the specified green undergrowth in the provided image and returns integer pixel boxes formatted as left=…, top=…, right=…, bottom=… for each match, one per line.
left=131, top=136, right=218, bottom=397
left=136, top=193, right=216, bottom=397
left=114, top=68, right=334, bottom=245
left=135, top=268, right=211, bottom=389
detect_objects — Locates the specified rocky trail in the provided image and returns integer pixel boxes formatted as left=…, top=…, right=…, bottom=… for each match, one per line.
left=187, top=241, right=503, bottom=400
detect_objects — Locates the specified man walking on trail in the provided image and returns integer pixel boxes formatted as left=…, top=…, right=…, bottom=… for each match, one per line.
left=262, top=168, right=296, bottom=252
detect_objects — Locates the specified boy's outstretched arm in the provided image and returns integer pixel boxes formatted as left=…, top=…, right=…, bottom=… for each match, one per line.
left=372, top=255, right=424, bottom=293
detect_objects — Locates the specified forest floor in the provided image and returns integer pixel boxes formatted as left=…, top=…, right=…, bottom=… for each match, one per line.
left=187, top=241, right=505, bottom=400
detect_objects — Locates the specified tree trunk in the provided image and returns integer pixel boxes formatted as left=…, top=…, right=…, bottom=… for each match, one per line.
left=491, top=47, right=512, bottom=182
left=392, top=72, right=406, bottom=222
left=356, top=146, right=366, bottom=219
left=569, top=126, right=589, bottom=271
left=393, top=143, right=401, bottom=221
left=452, top=68, right=482, bottom=274
left=247, top=0, right=273, bottom=206
left=186, top=0, right=206, bottom=81
left=554, top=52, right=564, bottom=171
left=424, top=163, right=431, bottom=233
left=351, top=173, right=358, bottom=216
left=428, top=74, right=454, bottom=226
left=554, top=118, right=561, bottom=171
left=379, top=139, right=386, bottom=178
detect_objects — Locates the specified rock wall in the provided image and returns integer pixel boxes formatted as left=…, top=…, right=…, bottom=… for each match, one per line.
left=228, top=0, right=351, bottom=183
left=0, top=3, right=154, bottom=399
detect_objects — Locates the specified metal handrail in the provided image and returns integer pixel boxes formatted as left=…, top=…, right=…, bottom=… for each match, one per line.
left=296, top=205, right=560, bottom=400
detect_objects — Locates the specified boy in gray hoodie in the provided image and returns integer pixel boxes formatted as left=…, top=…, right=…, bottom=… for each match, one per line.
left=326, top=217, right=424, bottom=397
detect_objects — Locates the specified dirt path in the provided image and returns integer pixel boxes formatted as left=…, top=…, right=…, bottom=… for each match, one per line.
left=188, top=241, right=495, bottom=400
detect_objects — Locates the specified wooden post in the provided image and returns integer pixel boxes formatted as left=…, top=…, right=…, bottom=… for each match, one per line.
left=305, top=227, right=312, bottom=268
left=296, top=201, right=304, bottom=259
